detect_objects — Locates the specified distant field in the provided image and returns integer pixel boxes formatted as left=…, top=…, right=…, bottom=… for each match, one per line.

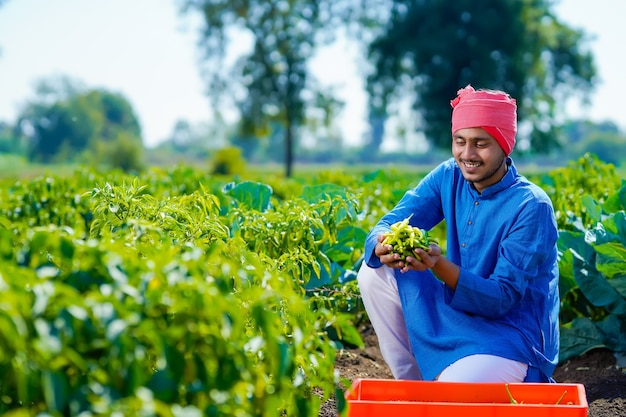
left=0, top=155, right=82, bottom=179
left=2, top=154, right=624, bottom=181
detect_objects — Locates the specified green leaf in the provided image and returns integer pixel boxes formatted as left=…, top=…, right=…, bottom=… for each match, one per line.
left=608, top=274, right=626, bottom=299
left=573, top=256, right=626, bottom=315
left=324, top=315, right=364, bottom=349
left=557, top=249, right=577, bottom=298
left=305, top=252, right=333, bottom=289
left=0, top=229, right=14, bottom=259
left=596, top=248, right=626, bottom=279
left=59, top=236, right=75, bottom=260
left=603, top=180, right=626, bottom=213
left=42, top=370, right=69, bottom=412
left=0, top=216, right=11, bottom=230
left=559, top=317, right=606, bottom=362
left=305, top=262, right=332, bottom=289
left=277, top=341, right=293, bottom=379
left=592, top=212, right=626, bottom=246
left=559, top=230, right=594, bottom=261
left=29, top=231, right=52, bottom=257
left=335, top=225, right=367, bottom=248
left=558, top=230, right=593, bottom=298
left=595, top=314, right=626, bottom=352
left=299, top=183, right=347, bottom=203
left=589, top=213, right=626, bottom=278
left=147, top=369, right=178, bottom=403
left=581, top=194, right=602, bottom=224
left=362, top=169, right=388, bottom=184
left=336, top=319, right=364, bottom=349
left=222, top=181, right=272, bottom=211
left=335, top=377, right=352, bottom=417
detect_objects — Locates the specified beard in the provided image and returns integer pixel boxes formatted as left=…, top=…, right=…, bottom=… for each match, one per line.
left=462, top=154, right=507, bottom=186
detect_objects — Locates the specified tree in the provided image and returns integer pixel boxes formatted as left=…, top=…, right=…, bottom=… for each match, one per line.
left=88, top=131, right=146, bottom=173
left=579, top=134, right=626, bottom=166
left=0, top=121, right=22, bottom=154
left=566, top=121, right=626, bottom=165
left=15, top=76, right=143, bottom=165
left=366, top=0, right=596, bottom=153
left=563, top=119, right=621, bottom=144
left=178, top=0, right=372, bottom=177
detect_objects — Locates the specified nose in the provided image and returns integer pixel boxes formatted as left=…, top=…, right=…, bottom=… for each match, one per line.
left=461, top=143, right=478, bottom=159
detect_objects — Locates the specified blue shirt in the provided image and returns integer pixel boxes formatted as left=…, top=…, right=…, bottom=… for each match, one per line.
left=365, top=157, right=560, bottom=381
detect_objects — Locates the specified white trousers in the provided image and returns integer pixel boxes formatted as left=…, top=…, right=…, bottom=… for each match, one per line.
left=356, top=262, right=528, bottom=382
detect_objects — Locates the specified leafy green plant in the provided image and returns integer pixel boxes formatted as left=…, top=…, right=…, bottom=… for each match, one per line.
left=0, top=168, right=371, bottom=416
left=557, top=180, right=626, bottom=362
left=541, top=153, right=622, bottom=230
left=4, top=158, right=624, bottom=416
left=211, top=146, right=246, bottom=176
left=0, top=224, right=342, bottom=416
left=0, top=174, right=93, bottom=237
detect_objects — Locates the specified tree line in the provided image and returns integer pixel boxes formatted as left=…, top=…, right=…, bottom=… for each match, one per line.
left=1, top=0, right=622, bottom=175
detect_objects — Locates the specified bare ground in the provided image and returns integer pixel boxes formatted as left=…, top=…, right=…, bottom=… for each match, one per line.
left=319, top=323, right=626, bottom=417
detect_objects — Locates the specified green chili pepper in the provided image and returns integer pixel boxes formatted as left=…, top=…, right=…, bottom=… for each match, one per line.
left=382, top=215, right=437, bottom=261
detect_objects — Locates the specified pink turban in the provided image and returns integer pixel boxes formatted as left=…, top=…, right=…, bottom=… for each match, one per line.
left=450, top=85, right=517, bottom=156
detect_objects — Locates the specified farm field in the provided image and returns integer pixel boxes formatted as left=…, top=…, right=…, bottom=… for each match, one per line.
left=1, top=153, right=625, bottom=416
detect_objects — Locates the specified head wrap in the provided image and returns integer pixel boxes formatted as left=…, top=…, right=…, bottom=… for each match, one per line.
left=450, top=84, right=517, bottom=156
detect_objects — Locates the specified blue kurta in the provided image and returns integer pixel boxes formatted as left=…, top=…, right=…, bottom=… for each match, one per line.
left=364, top=158, right=560, bottom=382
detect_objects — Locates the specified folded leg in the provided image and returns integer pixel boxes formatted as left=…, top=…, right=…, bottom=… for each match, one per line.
left=357, top=263, right=422, bottom=380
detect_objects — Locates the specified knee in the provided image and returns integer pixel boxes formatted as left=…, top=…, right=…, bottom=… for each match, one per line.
left=356, top=262, right=375, bottom=290
left=357, top=262, right=392, bottom=295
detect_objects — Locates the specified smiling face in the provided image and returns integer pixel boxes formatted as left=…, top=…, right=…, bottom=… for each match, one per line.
left=452, top=127, right=508, bottom=193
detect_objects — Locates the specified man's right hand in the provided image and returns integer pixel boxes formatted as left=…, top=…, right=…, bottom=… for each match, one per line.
left=374, top=234, right=406, bottom=269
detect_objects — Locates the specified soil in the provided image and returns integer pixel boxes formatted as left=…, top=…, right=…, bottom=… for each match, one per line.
left=319, top=323, right=626, bottom=417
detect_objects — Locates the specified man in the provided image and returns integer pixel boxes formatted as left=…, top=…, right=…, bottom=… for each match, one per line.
left=357, top=85, right=559, bottom=383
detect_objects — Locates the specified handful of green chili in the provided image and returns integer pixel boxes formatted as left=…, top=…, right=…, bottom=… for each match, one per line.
left=382, top=215, right=437, bottom=261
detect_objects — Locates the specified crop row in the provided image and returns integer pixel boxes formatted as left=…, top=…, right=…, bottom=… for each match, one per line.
left=0, top=153, right=624, bottom=416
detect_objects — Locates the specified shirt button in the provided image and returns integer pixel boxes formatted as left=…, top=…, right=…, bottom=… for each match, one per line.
left=461, top=243, right=466, bottom=247
left=474, top=201, right=479, bottom=206
left=468, top=221, right=472, bottom=225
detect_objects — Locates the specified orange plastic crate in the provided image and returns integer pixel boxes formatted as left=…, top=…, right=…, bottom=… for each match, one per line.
left=344, top=378, right=588, bottom=417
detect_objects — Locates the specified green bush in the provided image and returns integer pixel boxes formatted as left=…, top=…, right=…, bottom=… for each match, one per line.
left=211, top=146, right=246, bottom=176
left=557, top=180, right=626, bottom=361
left=0, top=228, right=341, bottom=416
left=541, top=153, right=622, bottom=230
left=0, top=171, right=362, bottom=416
left=86, top=133, right=145, bottom=173
left=2, top=158, right=624, bottom=415
left=539, top=154, right=626, bottom=362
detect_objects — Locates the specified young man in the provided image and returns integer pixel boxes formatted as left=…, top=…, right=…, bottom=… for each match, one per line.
left=357, top=85, right=560, bottom=383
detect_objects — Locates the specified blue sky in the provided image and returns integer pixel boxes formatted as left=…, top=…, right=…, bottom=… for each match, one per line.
left=0, top=0, right=624, bottom=148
